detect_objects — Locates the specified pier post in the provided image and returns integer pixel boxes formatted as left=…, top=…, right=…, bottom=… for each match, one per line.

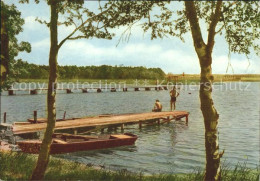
left=111, top=88, right=116, bottom=92
left=82, top=89, right=88, bottom=93
left=123, top=88, right=127, bottom=92
left=63, top=111, right=66, bottom=120
left=135, top=88, right=139, bottom=91
left=157, top=119, right=160, bottom=125
left=145, top=87, right=151, bottom=91
left=3, top=112, right=6, bottom=123
left=66, top=89, right=72, bottom=93
left=33, top=111, right=37, bottom=123
left=121, top=124, right=124, bottom=131
left=8, top=90, right=14, bottom=96
left=185, top=115, right=189, bottom=125
left=167, top=116, right=170, bottom=123
left=30, top=89, right=37, bottom=95
left=139, top=121, right=142, bottom=129
left=97, top=88, right=102, bottom=93
left=163, top=86, right=168, bottom=90
left=155, top=87, right=163, bottom=91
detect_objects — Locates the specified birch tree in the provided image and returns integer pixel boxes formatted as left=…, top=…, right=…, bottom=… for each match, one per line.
left=116, top=1, right=259, bottom=180
left=18, top=0, right=153, bottom=179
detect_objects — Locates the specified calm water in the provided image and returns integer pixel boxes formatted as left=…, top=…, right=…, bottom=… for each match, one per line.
left=1, top=82, right=259, bottom=174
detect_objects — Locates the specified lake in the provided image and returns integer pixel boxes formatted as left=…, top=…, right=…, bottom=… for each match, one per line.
left=1, top=82, right=259, bottom=174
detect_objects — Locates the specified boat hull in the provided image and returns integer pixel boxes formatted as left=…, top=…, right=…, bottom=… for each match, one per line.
left=17, top=133, right=137, bottom=154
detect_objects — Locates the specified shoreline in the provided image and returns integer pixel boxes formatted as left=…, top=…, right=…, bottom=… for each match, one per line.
left=0, top=151, right=259, bottom=180
left=16, top=77, right=260, bottom=83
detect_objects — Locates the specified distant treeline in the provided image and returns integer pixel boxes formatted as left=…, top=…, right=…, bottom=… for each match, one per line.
left=12, top=60, right=165, bottom=80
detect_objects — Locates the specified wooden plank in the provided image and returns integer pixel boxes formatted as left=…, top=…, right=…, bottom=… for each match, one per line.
left=53, top=139, right=67, bottom=144
left=111, top=135, right=131, bottom=139
left=27, top=118, right=46, bottom=123
left=13, top=111, right=189, bottom=134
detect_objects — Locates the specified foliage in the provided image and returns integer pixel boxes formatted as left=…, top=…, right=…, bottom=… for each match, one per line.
left=0, top=3, right=31, bottom=55
left=115, top=1, right=259, bottom=56
left=9, top=60, right=165, bottom=80
left=0, top=1, right=31, bottom=89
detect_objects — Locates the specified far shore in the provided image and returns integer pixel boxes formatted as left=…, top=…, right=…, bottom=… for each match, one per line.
left=14, top=74, right=260, bottom=85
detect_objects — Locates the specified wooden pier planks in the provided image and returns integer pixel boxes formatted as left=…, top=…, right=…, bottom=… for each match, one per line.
left=13, top=111, right=189, bottom=135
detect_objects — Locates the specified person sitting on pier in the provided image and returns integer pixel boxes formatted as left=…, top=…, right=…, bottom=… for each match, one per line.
left=152, top=99, right=162, bottom=112
left=170, top=86, right=179, bottom=111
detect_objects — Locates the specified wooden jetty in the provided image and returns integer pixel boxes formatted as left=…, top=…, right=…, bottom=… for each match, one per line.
left=13, top=111, right=189, bottom=135
left=5, top=85, right=170, bottom=96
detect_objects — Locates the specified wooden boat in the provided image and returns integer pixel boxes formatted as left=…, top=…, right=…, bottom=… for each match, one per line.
left=16, top=133, right=138, bottom=154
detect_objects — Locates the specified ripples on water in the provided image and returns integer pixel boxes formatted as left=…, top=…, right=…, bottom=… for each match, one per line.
left=1, top=82, right=259, bottom=174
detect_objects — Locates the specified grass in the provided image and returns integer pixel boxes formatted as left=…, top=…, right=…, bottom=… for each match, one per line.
left=0, top=152, right=259, bottom=181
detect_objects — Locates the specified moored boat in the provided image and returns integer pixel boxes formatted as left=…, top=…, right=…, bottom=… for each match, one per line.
left=16, top=133, right=137, bottom=154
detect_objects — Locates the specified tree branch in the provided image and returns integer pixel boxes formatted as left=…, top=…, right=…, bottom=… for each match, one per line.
left=71, top=21, right=77, bottom=29
left=207, top=0, right=222, bottom=52
left=184, top=1, right=205, bottom=50
left=215, top=23, right=225, bottom=34
left=68, top=35, right=88, bottom=40
left=76, top=9, right=84, bottom=25
left=116, top=21, right=139, bottom=47
left=58, top=3, right=114, bottom=50
left=222, top=9, right=234, bottom=74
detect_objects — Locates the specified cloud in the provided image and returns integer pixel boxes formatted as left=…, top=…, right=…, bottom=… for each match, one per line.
left=57, top=40, right=199, bottom=73
left=24, top=16, right=39, bottom=30
left=21, top=33, right=259, bottom=74
left=213, top=55, right=260, bottom=74
left=160, top=50, right=200, bottom=73
left=32, top=38, right=49, bottom=48
left=57, top=40, right=259, bottom=74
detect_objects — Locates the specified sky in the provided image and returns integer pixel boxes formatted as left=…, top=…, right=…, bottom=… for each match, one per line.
left=7, top=0, right=260, bottom=74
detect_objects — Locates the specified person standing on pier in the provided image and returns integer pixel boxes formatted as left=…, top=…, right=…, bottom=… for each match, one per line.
left=152, top=99, right=162, bottom=112
left=170, top=86, right=179, bottom=111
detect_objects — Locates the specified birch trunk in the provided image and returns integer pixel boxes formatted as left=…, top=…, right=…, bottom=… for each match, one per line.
left=184, top=1, right=222, bottom=180
left=200, top=56, right=221, bottom=181
left=30, top=1, right=58, bottom=180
